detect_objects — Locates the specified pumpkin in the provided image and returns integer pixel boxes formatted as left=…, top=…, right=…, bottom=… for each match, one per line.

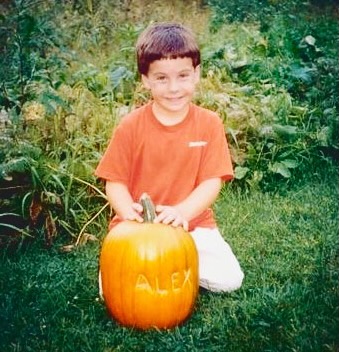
left=100, top=193, right=199, bottom=329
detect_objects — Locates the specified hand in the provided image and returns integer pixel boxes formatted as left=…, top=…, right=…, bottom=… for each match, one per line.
left=122, top=202, right=144, bottom=223
left=154, top=205, right=188, bottom=231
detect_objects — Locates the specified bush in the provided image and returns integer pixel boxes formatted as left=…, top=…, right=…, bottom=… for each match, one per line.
left=201, top=0, right=338, bottom=189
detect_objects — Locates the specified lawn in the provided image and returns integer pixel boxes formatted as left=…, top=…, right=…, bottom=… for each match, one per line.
left=1, top=170, right=338, bottom=352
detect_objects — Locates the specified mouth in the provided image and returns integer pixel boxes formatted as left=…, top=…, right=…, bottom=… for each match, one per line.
left=166, top=96, right=184, bottom=102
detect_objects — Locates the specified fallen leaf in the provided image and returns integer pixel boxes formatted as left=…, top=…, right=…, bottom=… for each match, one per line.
left=304, top=35, right=316, bottom=46
left=59, top=244, right=76, bottom=253
left=78, top=233, right=98, bottom=246
left=29, top=194, right=43, bottom=225
left=45, top=211, right=56, bottom=247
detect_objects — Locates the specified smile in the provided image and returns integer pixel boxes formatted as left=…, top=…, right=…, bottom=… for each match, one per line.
left=166, top=97, right=183, bottom=102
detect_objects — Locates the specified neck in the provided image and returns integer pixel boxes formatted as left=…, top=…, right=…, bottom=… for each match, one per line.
left=152, top=103, right=189, bottom=126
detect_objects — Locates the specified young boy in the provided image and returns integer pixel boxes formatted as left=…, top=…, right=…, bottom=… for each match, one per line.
left=95, top=22, right=244, bottom=293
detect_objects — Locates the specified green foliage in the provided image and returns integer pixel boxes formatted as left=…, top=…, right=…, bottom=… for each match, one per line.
left=0, top=142, right=41, bottom=181
left=199, top=2, right=338, bottom=189
left=0, top=110, right=107, bottom=248
left=0, top=0, right=67, bottom=112
left=207, top=0, right=338, bottom=27
left=208, top=0, right=271, bottom=24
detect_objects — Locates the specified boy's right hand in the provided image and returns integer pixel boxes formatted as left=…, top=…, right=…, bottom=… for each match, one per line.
left=123, top=202, right=144, bottom=223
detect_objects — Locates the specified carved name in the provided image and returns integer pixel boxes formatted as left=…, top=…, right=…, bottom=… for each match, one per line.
left=135, top=268, right=193, bottom=294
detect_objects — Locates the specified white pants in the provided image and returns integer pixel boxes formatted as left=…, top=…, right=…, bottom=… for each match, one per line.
left=98, top=227, right=244, bottom=297
left=191, top=227, right=244, bottom=293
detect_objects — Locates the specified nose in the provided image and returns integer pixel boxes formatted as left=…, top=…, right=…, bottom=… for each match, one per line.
left=168, top=78, right=179, bottom=92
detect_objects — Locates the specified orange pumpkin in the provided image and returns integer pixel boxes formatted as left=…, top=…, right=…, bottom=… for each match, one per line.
left=100, top=194, right=199, bottom=329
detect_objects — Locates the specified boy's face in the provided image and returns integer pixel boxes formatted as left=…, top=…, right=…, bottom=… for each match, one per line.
left=142, top=57, right=200, bottom=119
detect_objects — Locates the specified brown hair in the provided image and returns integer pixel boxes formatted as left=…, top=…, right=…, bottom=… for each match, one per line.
left=136, top=22, right=200, bottom=75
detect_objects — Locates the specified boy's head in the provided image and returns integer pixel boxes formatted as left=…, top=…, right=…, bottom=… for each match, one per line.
left=136, top=22, right=200, bottom=76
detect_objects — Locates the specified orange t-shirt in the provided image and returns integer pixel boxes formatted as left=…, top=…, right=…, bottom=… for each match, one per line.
left=95, top=102, right=234, bottom=231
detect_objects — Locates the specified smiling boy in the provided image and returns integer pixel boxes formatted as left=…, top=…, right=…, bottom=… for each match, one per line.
left=95, top=22, right=244, bottom=292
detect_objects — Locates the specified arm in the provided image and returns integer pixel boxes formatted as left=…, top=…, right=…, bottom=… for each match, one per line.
left=154, top=177, right=222, bottom=230
left=105, top=181, right=143, bottom=222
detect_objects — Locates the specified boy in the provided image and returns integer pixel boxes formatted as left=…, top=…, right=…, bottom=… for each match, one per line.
left=95, top=22, right=244, bottom=292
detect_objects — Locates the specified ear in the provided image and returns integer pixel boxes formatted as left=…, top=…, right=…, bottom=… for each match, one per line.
left=141, top=74, right=151, bottom=89
left=193, top=65, right=201, bottom=84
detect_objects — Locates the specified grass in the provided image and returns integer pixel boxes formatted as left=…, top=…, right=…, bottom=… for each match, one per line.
left=1, top=169, right=338, bottom=352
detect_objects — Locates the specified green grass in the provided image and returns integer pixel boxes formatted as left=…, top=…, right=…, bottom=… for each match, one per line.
left=1, top=169, right=338, bottom=352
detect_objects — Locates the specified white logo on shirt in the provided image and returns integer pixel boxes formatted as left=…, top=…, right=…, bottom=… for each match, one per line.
left=188, top=141, right=207, bottom=147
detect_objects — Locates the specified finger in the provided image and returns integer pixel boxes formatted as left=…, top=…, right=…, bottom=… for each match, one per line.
left=132, top=202, right=143, bottom=213
left=155, top=205, right=164, bottom=213
left=153, top=211, right=166, bottom=224
left=125, top=212, right=143, bottom=223
left=171, top=217, right=182, bottom=228
left=172, top=218, right=188, bottom=230
left=162, top=216, right=174, bottom=225
left=154, top=212, right=173, bottom=225
left=182, top=220, right=189, bottom=231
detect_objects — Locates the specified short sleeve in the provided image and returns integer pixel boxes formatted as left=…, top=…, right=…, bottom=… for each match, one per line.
left=94, top=123, right=132, bottom=183
left=197, top=116, right=234, bottom=183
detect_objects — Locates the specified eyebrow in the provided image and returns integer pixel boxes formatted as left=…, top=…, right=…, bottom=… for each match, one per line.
left=151, top=68, right=193, bottom=75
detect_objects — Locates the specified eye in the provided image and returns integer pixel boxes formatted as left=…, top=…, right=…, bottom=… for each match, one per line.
left=179, top=72, right=190, bottom=79
left=156, top=76, right=167, bottom=81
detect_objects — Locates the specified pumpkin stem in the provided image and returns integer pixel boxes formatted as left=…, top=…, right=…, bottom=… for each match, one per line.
left=140, top=193, right=156, bottom=223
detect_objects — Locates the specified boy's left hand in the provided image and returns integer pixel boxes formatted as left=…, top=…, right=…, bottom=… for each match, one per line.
left=154, top=205, right=188, bottom=231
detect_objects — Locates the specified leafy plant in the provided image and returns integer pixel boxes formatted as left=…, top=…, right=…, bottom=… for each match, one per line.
left=198, top=2, right=338, bottom=189
left=0, top=0, right=67, bottom=113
